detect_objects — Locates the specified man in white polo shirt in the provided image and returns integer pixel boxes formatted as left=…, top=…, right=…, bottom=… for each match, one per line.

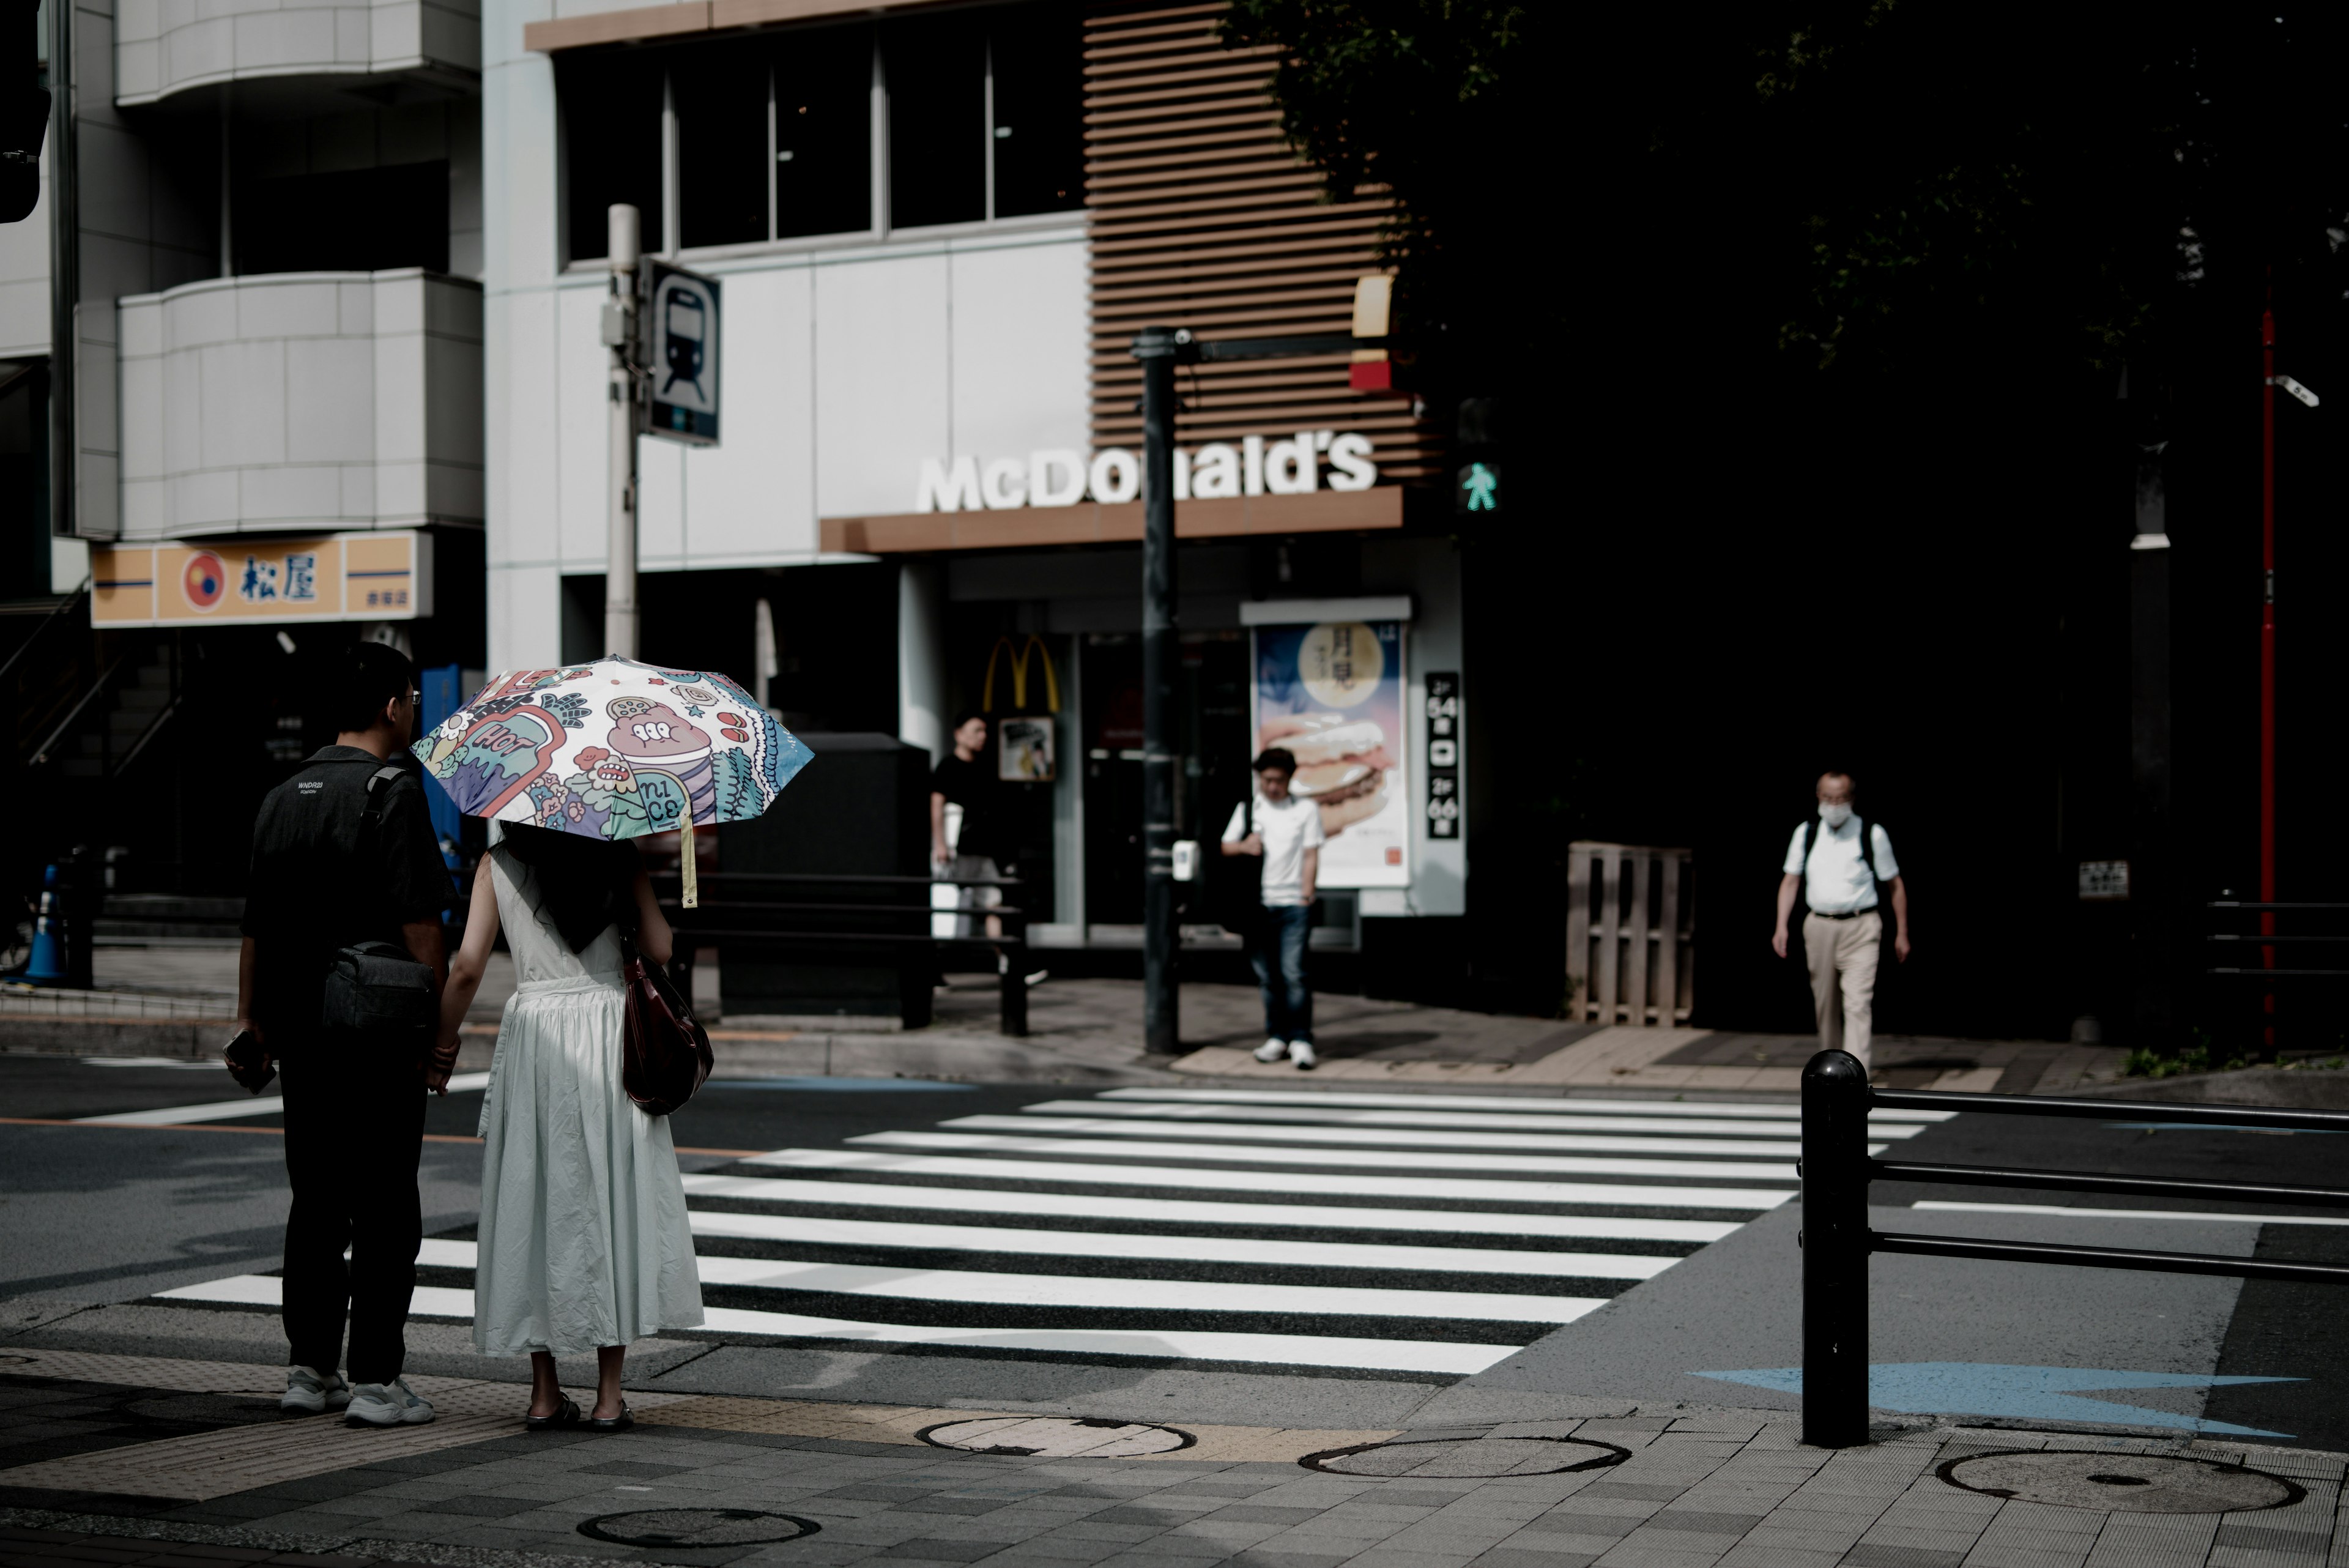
left=1771, top=771, right=1912, bottom=1070
left=1220, top=746, right=1326, bottom=1070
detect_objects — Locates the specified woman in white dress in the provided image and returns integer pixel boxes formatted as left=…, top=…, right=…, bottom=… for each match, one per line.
left=437, top=823, right=703, bottom=1431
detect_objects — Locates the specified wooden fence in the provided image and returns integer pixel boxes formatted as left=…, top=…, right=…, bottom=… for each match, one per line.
left=1565, top=842, right=1695, bottom=1027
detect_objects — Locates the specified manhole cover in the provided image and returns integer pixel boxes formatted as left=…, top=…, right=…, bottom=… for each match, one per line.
left=578, top=1509, right=818, bottom=1547
left=919, top=1416, right=1193, bottom=1457
left=1940, top=1451, right=2305, bottom=1513
left=1304, top=1433, right=1630, bottom=1478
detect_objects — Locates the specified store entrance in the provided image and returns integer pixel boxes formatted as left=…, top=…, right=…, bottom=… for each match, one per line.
left=1081, top=630, right=1249, bottom=927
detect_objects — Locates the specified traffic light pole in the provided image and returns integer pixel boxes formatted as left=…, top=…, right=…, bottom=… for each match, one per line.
left=605, top=206, right=642, bottom=660
left=1127, top=322, right=1365, bottom=1054
left=1134, top=325, right=1182, bottom=1054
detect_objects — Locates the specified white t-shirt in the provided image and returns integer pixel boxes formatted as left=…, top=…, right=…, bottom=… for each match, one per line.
left=1783, top=817, right=1900, bottom=916
left=1223, top=793, right=1326, bottom=907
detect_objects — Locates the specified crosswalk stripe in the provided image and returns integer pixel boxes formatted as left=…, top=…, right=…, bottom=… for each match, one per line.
left=740, top=1148, right=1795, bottom=1209
left=1913, top=1202, right=2349, bottom=1227
left=1097, top=1087, right=1956, bottom=1122
left=676, top=1173, right=1746, bottom=1243
left=151, top=1276, right=1516, bottom=1376
left=850, top=1129, right=1814, bottom=1181
left=680, top=1209, right=1678, bottom=1280
left=945, top=1112, right=1816, bottom=1158
left=75, top=1073, right=493, bottom=1127
left=408, top=1238, right=1601, bottom=1323
left=1019, top=1099, right=1931, bottom=1140
left=141, top=1079, right=1859, bottom=1377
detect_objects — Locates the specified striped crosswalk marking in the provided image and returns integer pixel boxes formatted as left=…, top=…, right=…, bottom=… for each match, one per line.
left=1026, top=1098, right=1933, bottom=1139
left=938, top=1111, right=1822, bottom=1157
left=1096, top=1087, right=1954, bottom=1122
left=847, top=1129, right=1812, bottom=1180
left=678, top=1174, right=1748, bottom=1241
left=148, top=1082, right=1822, bottom=1378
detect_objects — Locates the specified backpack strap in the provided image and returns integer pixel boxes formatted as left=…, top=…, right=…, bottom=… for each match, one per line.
left=361, top=764, right=406, bottom=828
left=1803, top=815, right=1883, bottom=887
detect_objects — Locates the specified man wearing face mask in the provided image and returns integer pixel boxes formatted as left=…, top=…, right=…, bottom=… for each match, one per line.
left=1771, top=771, right=1910, bottom=1070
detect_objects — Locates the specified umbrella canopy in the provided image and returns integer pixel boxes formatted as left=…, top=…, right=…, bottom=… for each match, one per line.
left=415, top=658, right=811, bottom=841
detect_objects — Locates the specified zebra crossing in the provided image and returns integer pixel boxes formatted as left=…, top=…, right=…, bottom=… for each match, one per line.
left=154, top=1084, right=1951, bottom=1379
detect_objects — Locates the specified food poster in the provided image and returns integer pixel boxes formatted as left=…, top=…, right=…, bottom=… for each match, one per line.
left=1250, top=620, right=1409, bottom=887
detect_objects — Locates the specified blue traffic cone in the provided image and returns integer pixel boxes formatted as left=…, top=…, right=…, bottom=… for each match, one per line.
left=24, top=864, right=68, bottom=986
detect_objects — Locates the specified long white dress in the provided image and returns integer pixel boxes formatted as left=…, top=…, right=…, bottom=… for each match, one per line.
left=472, top=842, right=703, bottom=1356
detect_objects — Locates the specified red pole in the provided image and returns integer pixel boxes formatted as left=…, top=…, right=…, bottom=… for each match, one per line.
left=2260, top=299, right=2277, bottom=1042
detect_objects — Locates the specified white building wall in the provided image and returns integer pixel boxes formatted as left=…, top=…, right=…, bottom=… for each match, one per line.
left=116, top=0, right=479, bottom=106
left=480, top=0, right=1091, bottom=671
left=115, top=267, right=483, bottom=538
left=0, top=141, right=53, bottom=359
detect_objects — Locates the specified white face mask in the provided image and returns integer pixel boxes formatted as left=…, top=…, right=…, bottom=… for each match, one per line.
left=1819, top=801, right=1853, bottom=828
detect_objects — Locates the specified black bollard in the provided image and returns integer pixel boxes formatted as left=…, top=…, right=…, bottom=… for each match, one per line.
left=1801, top=1048, right=1872, bottom=1447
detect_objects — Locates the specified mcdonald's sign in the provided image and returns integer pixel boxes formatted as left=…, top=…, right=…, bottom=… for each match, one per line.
left=981, top=636, right=1061, bottom=715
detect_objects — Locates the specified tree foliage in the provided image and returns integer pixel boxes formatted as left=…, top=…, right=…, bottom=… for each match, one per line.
left=1219, top=1, right=1542, bottom=392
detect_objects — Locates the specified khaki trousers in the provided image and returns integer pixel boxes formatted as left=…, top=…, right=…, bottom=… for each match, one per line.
left=1803, top=911, right=1881, bottom=1070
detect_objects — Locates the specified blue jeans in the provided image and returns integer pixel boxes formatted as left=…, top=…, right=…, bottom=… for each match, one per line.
left=1250, top=904, right=1313, bottom=1043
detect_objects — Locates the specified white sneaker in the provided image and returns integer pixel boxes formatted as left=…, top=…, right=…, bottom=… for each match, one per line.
left=1288, top=1040, right=1318, bottom=1071
left=1253, top=1038, right=1288, bottom=1063
left=281, top=1364, right=351, bottom=1414
left=345, top=1376, right=436, bottom=1427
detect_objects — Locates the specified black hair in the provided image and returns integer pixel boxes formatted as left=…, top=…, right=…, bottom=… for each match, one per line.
left=952, top=710, right=989, bottom=734
left=499, top=823, right=640, bottom=954
left=1253, top=747, right=1297, bottom=775
left=325, top=641, right=417, bottom=734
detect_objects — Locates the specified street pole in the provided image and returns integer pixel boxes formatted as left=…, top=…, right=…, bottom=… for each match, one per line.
left=2128, top=428, right=2173, bottom=1048
left=2259, top=298, right=2277, bottom=1040
left=605, top=205, right=642, bottom=660
left=1133, top=325, right=1183, bottom=1053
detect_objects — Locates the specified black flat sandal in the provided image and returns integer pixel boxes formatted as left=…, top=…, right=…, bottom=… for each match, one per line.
left=582, top=1400, right=633, bottom=1433
left=525, top=1397, right=581, bottom=1431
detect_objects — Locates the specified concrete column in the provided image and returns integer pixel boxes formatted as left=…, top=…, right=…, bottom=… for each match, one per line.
left=897, top=560, right=944, bottom=764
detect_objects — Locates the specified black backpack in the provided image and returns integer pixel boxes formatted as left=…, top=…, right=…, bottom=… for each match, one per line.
left=1800, top=815, right=1885, bottom=913
left=319, top=765, right=440, bottom=1040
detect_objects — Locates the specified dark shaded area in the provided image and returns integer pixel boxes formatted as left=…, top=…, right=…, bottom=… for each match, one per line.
left=1439, top=5, right=2349, bottom=1043
left=560, top=48, right=666, bottom=261
left=2204, top=1223, right=2349, bottom=1452
left=885, top=9, right=985, bottom=229
left=989, top=0, right=1083, bottom=219
left=773, top=24, right=877, bottom=240
left=234, top=162, right=448, bottom=277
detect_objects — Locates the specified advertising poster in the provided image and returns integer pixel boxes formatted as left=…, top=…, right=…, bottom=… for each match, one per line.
left=1250, top=620, right=1408, bottom=888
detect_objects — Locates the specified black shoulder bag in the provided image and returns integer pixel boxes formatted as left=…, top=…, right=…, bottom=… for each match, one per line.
left=320, top=765, right=440, bottom=1042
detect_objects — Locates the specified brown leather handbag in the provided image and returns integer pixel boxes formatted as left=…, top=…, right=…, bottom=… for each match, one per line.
left=619, top=935, right=713, bottom=1116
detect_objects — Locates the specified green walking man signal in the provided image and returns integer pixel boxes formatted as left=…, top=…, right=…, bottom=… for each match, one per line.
left=1460, top=462, right=1498, bottom=513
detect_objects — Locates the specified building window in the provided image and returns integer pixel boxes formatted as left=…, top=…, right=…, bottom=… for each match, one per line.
left=236, top=163, right=450, bottom=275
left=562, top=50, right=665, bottom=261
left=886, top=11, right=986, bottom=229
left=774, top=26, right=874, bottom=239
left=558, top=1, right=1077, bottom=263
left=988, top=1, right=1082, bottom=218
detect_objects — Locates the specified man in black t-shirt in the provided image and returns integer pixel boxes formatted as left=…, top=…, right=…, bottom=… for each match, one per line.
left=930, top=712, right=1014, bottom=943
left=234, top=641, right=455, bottom=1428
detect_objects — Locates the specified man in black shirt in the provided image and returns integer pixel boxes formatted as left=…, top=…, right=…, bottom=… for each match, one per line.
left=930, top=711, right=1015, bottom=944
left=234, top=641, right=455, bottom=1427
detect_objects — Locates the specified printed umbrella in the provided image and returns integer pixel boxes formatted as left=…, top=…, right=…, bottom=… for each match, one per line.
left=414, top=658, right=811, bottom=845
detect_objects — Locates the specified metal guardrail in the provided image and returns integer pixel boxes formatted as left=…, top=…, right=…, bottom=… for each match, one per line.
left=650, top=869, right=1032, bottom=1036
left=1799, top=1049, right=2349, bottom=1448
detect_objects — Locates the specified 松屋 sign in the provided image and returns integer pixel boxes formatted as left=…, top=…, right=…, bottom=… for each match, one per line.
left=916, top=431, right=1378, bottom=513
left=91, top=530, right=433, bottom=628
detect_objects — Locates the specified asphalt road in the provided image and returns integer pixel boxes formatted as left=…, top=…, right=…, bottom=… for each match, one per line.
left=5, top=1054, right=2345, bottom=1449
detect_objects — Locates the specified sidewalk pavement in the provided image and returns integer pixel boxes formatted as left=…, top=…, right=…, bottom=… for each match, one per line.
left=7, top=943, right=2129, bottom=1094
left=1, top=1347, right=2342, bottom=1568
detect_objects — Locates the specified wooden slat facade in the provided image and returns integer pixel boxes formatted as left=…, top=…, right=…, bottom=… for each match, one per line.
left=1083, top=3, right=1441, bottom=482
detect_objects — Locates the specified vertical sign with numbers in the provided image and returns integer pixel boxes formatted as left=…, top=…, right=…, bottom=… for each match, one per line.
left=1423, top=672, right=1461, bottom=839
